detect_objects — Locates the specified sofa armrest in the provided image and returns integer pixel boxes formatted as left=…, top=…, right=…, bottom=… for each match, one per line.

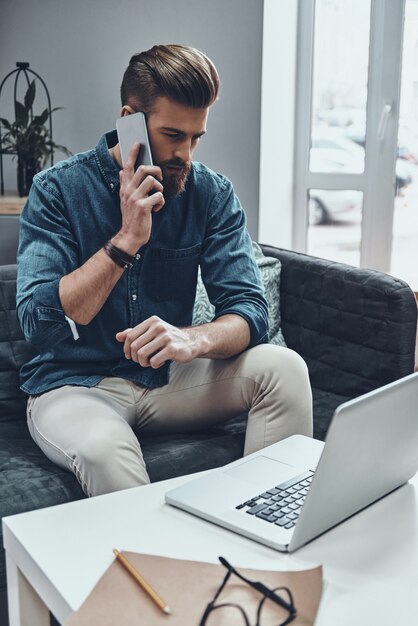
left=260, top=245, right=417, bottom=398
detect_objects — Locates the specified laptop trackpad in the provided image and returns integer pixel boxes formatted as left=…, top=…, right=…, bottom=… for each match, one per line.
left=225, top=456, right=295, bottom=485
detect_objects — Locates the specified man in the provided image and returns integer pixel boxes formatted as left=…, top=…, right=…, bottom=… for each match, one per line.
left=17, top=44, right=312, bottom=497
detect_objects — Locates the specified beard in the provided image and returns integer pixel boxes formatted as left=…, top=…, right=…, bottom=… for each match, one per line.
left=158, top=158, right=191, bottom=200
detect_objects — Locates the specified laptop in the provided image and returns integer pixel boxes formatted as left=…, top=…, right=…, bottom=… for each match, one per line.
left=165, top=372, right=418, bottom=552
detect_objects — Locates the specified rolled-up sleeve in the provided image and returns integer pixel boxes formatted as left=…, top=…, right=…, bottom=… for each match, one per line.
left=16, top=175, right=79, bottom=350
left=200, top=177, right=269, bottom=347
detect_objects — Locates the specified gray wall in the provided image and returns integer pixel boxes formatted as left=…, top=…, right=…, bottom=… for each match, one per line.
left=0, top=0, right=263, bottom=237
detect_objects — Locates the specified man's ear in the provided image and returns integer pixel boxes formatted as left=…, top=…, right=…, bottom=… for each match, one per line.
left=120, top=105, right=136, bottom=117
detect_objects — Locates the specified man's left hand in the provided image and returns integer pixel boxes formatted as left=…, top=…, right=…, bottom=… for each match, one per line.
left=116, top=316, right=198, bottom=369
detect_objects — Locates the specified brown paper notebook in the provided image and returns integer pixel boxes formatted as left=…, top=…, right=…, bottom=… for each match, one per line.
left=65, top=551, right=323, bottom=626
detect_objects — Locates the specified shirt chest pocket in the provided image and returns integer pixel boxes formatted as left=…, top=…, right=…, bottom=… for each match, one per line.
left=143, top=243, right=202, bottom=302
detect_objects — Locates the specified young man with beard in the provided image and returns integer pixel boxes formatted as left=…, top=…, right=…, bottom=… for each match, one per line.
left=17, top=45, right=312, bottom=497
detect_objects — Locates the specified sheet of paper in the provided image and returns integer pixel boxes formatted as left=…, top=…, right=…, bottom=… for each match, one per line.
left=65, top=551, right=323, bottom=626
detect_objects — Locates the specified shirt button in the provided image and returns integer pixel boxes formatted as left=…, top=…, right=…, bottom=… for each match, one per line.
left=110, top=183, right=114, bottom=189
left=135, top=254, right=141, bottom=260
left=132, top=294, right=137, bottom=301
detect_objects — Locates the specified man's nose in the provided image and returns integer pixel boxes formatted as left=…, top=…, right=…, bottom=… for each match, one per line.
left=174, top=140, right=193, bottom=163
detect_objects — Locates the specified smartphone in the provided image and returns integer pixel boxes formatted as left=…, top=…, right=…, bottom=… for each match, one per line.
left=116, top=111, right=153, bottom=169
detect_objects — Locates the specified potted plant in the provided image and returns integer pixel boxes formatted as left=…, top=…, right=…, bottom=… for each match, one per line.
left=0, top=80, right=71, bottom=196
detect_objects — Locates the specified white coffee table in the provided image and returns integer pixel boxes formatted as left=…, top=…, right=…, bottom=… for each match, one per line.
left=3, top=469, right=418, bottom=626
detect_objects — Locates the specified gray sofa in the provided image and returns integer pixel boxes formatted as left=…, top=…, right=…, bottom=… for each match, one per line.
left=0, top=244, right=417, bottom=601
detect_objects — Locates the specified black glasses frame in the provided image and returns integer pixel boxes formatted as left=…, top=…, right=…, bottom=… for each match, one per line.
left=198, top=556, right=297, bottom=626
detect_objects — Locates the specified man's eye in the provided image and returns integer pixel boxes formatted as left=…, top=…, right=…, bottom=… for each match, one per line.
left=165, top=133, right=180, bottom=140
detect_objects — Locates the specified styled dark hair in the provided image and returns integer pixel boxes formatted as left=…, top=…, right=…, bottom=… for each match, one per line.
left=120, top=44, right=220, bottom=113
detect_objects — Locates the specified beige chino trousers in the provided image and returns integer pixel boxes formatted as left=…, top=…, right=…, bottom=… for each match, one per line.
left=27, top=344, right=313, bottom=497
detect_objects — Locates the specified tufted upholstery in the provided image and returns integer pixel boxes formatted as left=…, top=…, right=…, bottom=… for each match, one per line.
left=0, top=247, right=416, bottom=594
left=262, top=246, right=417, bottom=438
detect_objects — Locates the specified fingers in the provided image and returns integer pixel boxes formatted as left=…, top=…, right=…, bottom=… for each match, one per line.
left=122, top=143, right=163, bottom=201
left=118, top=318, right=195, bottom=369
left=124, top=142, right=141, bottom=172
left=133, top=164, right=163, bottom=184
left=119, top=171, right=165, bottom=216
left=123, top=143, right=163, bottom=182
left=138, top=174, right=164, bottom=197
left=136, top=175, right=165, bottom=213
left=120, top=158, right=164, bottom=202
left=118, top=318, right=166, bottom=368
left=116, top=143, right=165, bottom=254
left=115, top=328, right=131, bottom=342
left=117, top=317, right=180, bottom=369
left=124, top=165, right=164, bottom=190
left=137, top=335, right=169, bottom=368
left=120, top=171, right=164, bottom=201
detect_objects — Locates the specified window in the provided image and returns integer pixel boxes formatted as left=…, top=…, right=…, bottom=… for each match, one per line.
left=260, top=0, right=417, bottom=290
left=293, top=0, right=406, bottom=278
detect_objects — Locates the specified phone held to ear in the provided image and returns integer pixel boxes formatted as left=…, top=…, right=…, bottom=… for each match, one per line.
left=116, top=112, right=153, bottom=169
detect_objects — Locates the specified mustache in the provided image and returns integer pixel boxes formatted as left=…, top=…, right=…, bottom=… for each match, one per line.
left=160, top=158, right=188, bottom=169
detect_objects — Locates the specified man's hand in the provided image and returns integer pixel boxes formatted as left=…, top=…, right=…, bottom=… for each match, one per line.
left=113, top=143, right=165, bottom=254
left=116, top=316, right=199, bottom=369
left=116, top=314, right=251, bottom=368
left=58, top=145, right=165, bottom=326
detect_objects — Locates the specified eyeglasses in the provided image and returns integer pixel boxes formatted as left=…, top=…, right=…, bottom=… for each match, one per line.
left=198, top=556, right=297, bottom=626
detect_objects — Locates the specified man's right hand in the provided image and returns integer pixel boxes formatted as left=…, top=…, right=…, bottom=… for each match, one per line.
left=59, top=143, right=165, bottom=326
left=114, top=142, right=165, bottom=254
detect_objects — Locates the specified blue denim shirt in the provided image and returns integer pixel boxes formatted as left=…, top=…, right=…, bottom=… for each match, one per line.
left=17, top=131, right=268, bottom=395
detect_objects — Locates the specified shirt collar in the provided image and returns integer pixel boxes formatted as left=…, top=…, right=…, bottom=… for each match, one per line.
left=94, top=130, right=120, bottom=194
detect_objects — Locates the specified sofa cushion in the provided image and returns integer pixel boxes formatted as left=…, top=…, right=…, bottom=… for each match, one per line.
left=142, top=415, right=247, bottom=483
left=0, top=419, right=86, bottom=591
left=0, top=414, right=247, bottom=592
left=311, top=388, right=351, bottom=440
left=193, top=242, right=286, bottom=347
left=0, top=266, right=37, bottom=423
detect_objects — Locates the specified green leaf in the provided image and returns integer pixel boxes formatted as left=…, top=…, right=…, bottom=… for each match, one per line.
left=24, top=80, right=36, bottom=111
left=0, top=118, right=11, bottom=130
left=15, top=100, right=27, bottom=123
left=1, top=89, right=70, bottom=165
left=33, top=108, right=49, bottom=126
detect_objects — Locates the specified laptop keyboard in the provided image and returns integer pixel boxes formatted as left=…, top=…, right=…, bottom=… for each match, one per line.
left=235, top=470, right=314, bottom=529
